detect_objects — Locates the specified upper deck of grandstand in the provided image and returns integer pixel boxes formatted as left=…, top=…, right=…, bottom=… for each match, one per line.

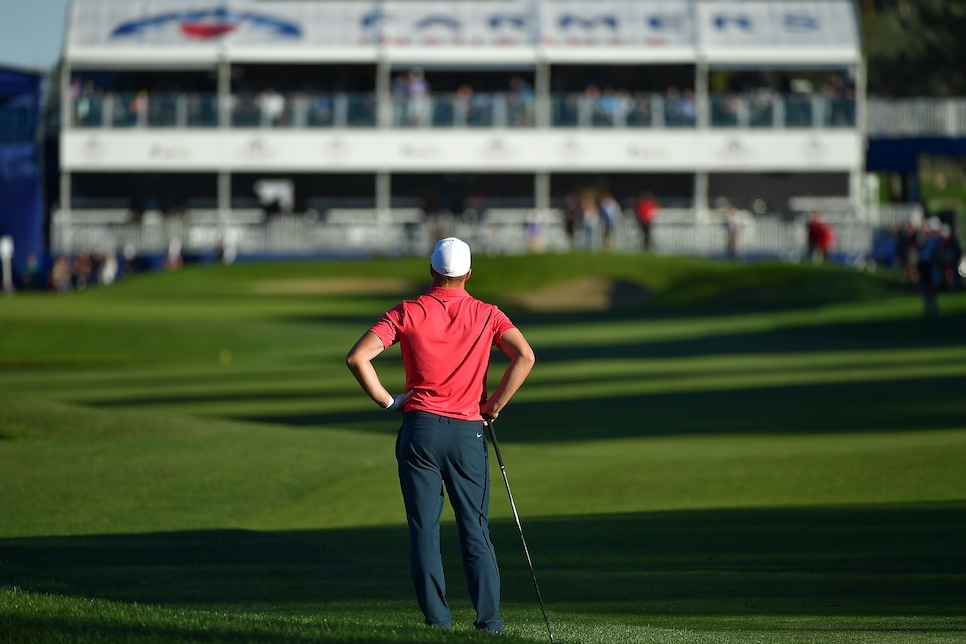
left=61, top=0, right=862, bottom=133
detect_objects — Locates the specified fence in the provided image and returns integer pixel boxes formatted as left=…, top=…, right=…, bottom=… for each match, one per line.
left=867, top=98, right=966, bottom=138
left=50, top=204, right=922, bottom=264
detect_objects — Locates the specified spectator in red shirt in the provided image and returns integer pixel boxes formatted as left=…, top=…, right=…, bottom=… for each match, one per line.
left=807, top=212, right=834, bottom=264
left=346, top=237, right=535, bottom=635
left=636, top=191, right=659, bottom=251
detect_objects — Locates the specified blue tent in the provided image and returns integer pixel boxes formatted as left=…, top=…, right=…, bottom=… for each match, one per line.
left=0, top=66, right=45, bottom=288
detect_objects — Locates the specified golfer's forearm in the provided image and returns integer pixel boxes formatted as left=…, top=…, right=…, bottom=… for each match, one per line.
left=346, top=331, right=393, bottom=408
left=489, top=356, right=534, bottom=413
left=348, top=360, right=392, bottom=408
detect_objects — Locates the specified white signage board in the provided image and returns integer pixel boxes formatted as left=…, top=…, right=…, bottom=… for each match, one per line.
left=63, top=129, right=861, bottom=173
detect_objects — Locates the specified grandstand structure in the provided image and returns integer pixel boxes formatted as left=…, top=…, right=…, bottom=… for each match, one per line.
left=56, top=0, right=875, bottom=260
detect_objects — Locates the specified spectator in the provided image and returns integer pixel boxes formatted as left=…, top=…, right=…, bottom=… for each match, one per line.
left=599, top=193, right=621, bottom=250
left=508, top=76, right=534, bottom=126
left=895, top=218, right=920, bottom=281
left=563, top=193, right=581, bottom=250
left=256, top=87, right=286, bottom=126
left=22, top=253, right=42, bottom=291
left=635, top=192, right=659, bottom=251
left=807, top=212, right=833, bottom=264
left=940, top=223, right=962, bottom=291
left=406, top=69, right=431, bottom=127
left=454, top=84, right=475, bottom=126
left=580, top=194, right=600, bottom=250
left=679, top=88, right=697, bottom=125
left=917, top=218, right=943, bottom=318
left=100, top=252, right=119, bottom=286
left=165, top=238, right=183, bottom=271
left=72, top=252, right=93, bottom=290
left=129, top=89, right=149, bottom=126
left=50, top=255, right=72, bottom=293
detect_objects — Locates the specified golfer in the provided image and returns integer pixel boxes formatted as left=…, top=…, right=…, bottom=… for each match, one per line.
left=346, top=237, right=535, bottom=634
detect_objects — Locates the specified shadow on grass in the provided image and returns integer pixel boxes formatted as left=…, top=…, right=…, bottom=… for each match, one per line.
left=76, top=308, right=966, bottom=443
left=2, top=504, right=964, bottom=619
left=225, top=374, right=966, bottom=443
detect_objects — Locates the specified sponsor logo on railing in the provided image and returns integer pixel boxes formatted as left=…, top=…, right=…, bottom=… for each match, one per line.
left=477, top=136, right=520, bottom=161
left=400, top=142, right=443, bottom=159
left=236, top=137, right=277, bottom=161
left=626, top=143, right=669, bottom=161
left=149, top=144, right=192, bottom=161
left=81, top=136, right=104, bottom=161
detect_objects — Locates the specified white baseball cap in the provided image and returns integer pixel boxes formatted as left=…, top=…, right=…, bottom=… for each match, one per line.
left=431, top=237, right=472, bottom=277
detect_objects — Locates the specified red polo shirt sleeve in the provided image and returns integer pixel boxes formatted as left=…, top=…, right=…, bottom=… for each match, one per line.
left=369, top=288, right=516, bottom=420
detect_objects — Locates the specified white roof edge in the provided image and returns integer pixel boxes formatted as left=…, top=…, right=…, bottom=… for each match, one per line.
left=700, top=46, right=860, bottom=67
left=65, top=47, right=222, bottom=67
left=381, top=46, right=537, bottom=66
left=539, top=46, right=697, bottom=65
left=225, top=46, right=379, bottom=64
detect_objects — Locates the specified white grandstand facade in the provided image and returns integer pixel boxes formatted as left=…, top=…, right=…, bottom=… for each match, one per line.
left=56, top=0, right=882, bottom=260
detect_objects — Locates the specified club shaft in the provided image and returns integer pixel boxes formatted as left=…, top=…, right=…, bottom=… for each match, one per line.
left=486, top=420, right=555, bottom=644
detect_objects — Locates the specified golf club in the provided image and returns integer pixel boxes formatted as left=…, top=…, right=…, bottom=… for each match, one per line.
left=485, top=418, right=555, bottom=644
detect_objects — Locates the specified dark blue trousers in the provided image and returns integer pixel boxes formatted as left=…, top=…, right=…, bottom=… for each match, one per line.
left=396, top=411, right=503, bottom=632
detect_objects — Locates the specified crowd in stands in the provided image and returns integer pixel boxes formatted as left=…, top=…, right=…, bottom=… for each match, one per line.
left=68, top=68, right=855, bottom=130
left=392, top=71, right=535, bottom=127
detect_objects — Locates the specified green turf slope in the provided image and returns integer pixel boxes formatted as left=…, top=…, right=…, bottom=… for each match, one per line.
left=1, top=255, right=964, bottom=643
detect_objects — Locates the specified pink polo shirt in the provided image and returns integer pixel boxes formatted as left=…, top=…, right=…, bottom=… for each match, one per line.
left=369, top=286, right=516, bottom=420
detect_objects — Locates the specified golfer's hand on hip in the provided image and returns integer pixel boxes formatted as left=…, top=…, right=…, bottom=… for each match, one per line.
left=480, top=400, right=500, bottom=421
left=384, top=389, right=414, bottom=411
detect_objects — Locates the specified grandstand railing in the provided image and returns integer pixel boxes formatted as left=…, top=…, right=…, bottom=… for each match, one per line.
left=69, top=90, right=857, bottom=130
left=50, top=205, right=919, bottom=263
left=867, top=98, right=966, bottom=137
left=71, top=93, right=966, bottom=136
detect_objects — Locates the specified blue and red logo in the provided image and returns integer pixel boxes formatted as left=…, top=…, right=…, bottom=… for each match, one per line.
left=112, top=8, right=301, bottom=40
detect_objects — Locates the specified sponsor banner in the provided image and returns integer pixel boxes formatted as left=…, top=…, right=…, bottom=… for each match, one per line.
left=67, top=1, right=858, bottom=55
left=63, top=130, right=860, bottom=172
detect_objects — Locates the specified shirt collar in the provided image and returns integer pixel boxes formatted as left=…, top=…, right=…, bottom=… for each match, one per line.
left=427, top=286, right=469, bottom=298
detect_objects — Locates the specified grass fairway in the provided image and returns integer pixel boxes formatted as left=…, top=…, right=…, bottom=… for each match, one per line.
left=1, top=254, right=965, bottom=643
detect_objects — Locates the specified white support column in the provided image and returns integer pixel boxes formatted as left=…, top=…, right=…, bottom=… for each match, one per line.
left=535, top=171, right=550, bottom=213
left=694, top=172, right=709, bottom=221
left=376, top=171, right=391, bottom=224
left=535, top=55, right=550, bottom=129
left=218, top=171, right=231, bottom=217
left=852, top=59, right=867, bottom=211
left=695, top=58, right=709, bottom=130
left=60, top=60, right=72, bottom=213
left=377, top=52, right=391, bottom=129
left=218, top=50, right=231, bottom=129
left=60, top=171, right=71, bottom=213
left=60, top=61, right=71, bottom=131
